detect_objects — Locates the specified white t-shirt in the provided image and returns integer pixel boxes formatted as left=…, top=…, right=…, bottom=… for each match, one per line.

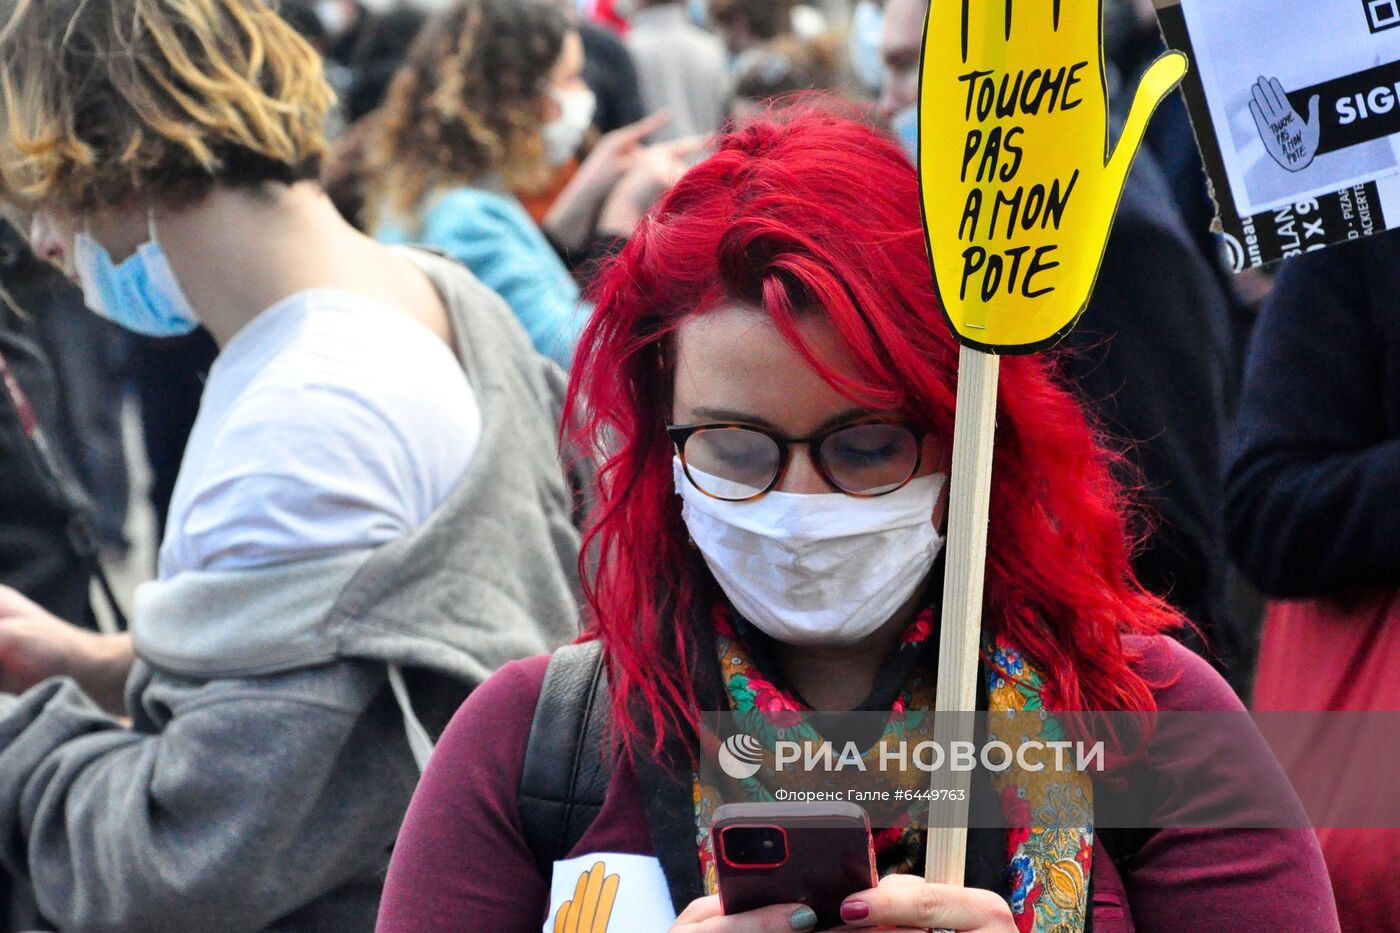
left=159, top=289, right=481, bottom=579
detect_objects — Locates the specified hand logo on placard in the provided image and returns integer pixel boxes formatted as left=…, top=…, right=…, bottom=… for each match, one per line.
left=918, top=0, right=1187, bottom=352
left=553, top=861, right=620, bottom=933
left=1250, top=76, right=1322, bottom=173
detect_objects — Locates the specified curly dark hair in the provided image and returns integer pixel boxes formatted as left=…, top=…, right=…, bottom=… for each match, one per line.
left=366, top=0, right=571, bottom=226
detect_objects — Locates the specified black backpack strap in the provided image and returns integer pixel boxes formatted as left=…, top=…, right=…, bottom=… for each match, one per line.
left=518, top=640, right=613, bottom=878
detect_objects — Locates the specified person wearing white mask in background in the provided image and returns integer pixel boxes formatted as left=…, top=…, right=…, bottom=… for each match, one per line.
left=369, top=0, right=683, bottom=368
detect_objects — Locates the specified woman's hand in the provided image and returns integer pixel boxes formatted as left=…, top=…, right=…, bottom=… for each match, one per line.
left=670, top=876, right=1016, bottom=932
left=830, top=875, right=1016, bottom=931
left=0, top=586, right=133, bottom=715
left=575, top=111, right=673, bottom=193
left=596, top=136, right=705, bottom=239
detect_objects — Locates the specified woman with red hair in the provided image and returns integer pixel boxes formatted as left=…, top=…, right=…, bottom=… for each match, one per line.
left=376, top=108, right=1338, bottom=932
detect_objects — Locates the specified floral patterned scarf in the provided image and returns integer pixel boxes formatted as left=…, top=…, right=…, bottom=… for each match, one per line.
left=692, top=603, right=1095, bottom=933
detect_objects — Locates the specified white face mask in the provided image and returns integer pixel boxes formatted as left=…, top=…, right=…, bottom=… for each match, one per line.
left=543, top=87, right=597, bottom=166
left=675, top=458, right=946, bottom=647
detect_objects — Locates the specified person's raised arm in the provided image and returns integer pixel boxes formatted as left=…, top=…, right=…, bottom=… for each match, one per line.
left=543, top=111, right=671, bottom=253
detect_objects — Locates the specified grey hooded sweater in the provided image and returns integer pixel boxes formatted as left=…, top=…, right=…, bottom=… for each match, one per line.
left=0, top=250, right=581, bottom=931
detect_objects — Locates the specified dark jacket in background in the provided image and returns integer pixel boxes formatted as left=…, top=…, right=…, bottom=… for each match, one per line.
left=1107, top=25, right=1256, bottom=375
left=0, top=318, right=94, bottom=629
left=0, top=220, right=131, bottom=550
left=0, top=221, right=106, bottom=628
left=1225, top=231, right=1400, bottom=598
left=1059, top=150, right=1239, bottom=681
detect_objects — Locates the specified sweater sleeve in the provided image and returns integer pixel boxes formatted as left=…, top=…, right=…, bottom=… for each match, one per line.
left=1224, top=239, right=1400, bottom=596
left=0, top=661, right=420, bottom=931
left=377, top=656, right=552, bottom=933
left=424, top=193, right=584, bottom=369
left=1118, top=638, right=1339, bottom=932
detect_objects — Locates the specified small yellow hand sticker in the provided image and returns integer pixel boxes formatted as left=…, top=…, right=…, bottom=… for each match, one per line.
left=918, top=0, right=1188, bottom=352
left=553, top=861, right=621, bottom=933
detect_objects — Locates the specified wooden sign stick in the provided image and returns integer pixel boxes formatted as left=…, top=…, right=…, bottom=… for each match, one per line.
left=917, top=0, right=1185, bottom=883
left=924, top=345, right=1000, bottom=886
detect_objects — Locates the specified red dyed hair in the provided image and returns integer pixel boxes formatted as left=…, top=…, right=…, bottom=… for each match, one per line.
left=564, top=103, right=1183, bottom=751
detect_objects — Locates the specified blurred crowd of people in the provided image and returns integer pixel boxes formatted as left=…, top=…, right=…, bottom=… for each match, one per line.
left=6, top=0, right=1265, bottom=684
left=0, top=0, right=1392, bottom=931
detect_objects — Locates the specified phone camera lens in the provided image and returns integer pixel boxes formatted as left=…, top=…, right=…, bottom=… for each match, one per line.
left=720, top=825, right=788, bottom=867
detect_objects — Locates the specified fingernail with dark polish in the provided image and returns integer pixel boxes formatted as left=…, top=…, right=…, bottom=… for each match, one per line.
left=788, top=905, right=818, bottom=931
left=840, top=900, right=871, bottom=922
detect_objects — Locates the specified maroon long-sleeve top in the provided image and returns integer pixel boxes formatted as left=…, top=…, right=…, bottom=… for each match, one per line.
left=377, top=637, right=1340, bottom=931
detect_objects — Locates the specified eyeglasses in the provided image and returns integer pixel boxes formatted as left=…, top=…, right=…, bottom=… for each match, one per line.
left=667, top=421, right=926, bottom=502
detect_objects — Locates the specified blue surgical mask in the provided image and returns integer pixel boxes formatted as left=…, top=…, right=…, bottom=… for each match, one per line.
left=73, top=211, right=199, bottom=338
left=891, top=104, right=919, bottom=166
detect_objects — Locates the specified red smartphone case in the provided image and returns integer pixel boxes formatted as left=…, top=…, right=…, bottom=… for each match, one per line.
left=713, top=802, right=878, bottom=929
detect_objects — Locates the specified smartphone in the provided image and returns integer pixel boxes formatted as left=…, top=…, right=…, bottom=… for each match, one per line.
left=712, top=801, right=877, bottom=929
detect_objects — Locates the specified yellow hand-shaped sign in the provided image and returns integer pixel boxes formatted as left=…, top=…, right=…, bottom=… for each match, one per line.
left=918, top=0, right=1188, bottom=353
left=553, top=861, right=620, bottom=933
